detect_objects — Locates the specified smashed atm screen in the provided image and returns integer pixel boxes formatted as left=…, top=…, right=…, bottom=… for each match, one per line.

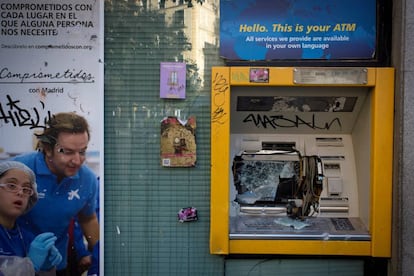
left=233, top=154, right=300, bottom=205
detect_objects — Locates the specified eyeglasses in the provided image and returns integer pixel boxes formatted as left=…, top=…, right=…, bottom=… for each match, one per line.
left=55, top=144, right=87, bottom=157
left=0, top=183, right=34, bottom=196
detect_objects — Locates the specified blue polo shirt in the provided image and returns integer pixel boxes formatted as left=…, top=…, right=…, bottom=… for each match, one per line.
left=0, top=224, right=34, bottom=257
left=14, top=151, right=98, bottom=270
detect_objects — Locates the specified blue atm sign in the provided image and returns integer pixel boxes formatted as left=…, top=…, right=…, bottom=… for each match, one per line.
left=220, top=0, right=376, bottom=61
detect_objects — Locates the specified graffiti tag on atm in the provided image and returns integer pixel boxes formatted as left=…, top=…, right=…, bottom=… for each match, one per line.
left=212, top=72, right=229, bottom=124
left=242, top=113, right=342, bottom=130
left=0, top=94, right=52, bottom=129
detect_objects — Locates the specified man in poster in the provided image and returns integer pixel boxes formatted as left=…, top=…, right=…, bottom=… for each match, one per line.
left=12, top=112, right=99, bottom=275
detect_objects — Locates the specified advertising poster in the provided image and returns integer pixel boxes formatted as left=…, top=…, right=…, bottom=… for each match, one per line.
left=160, top=116, right=196, bottom=167
left=220, top=0, right=376, bottom=61
left=0, top=0, right=103, bottom=273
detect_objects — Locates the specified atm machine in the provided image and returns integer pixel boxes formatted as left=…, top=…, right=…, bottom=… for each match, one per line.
left=210, top=66, right=394, bottom=257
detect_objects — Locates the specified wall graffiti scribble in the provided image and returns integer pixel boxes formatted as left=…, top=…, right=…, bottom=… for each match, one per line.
left=0, top=94, right=52, bottom=129
left=212, top=72, right=229, bottom=124
left=242, top=113, right=342, bottom=130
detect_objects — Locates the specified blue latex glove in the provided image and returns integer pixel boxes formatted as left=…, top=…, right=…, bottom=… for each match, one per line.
left=27, top=232, right=57, bottom=271
left=41, top=245, right=63, bottom=271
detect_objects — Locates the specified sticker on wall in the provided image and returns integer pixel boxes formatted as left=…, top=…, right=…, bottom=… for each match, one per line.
left=178, top=207, right=198, bottom=223
left=160, top=62, right=186, bottom=99
left=160, top=116, right=196, bottom=167
left=250, top=68, right=269, bottom=83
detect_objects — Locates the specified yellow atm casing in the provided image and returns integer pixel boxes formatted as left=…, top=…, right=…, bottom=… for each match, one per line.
left=210, top=67, right=394, bottom=257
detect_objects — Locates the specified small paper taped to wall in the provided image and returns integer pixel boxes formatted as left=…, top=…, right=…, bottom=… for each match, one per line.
left=160, top=116, right=196, bottom=167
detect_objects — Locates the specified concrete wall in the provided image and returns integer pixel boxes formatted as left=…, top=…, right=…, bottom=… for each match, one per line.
left=392, top=1, right=414, bottom=275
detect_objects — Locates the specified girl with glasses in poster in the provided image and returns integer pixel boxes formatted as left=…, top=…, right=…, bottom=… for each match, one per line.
left=0, top=161, right=62, bottom=276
